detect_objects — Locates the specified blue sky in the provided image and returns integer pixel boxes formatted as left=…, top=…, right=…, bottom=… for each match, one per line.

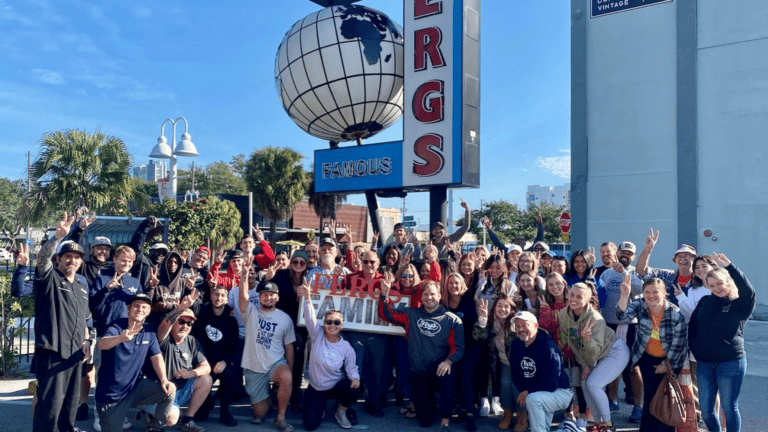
left=0, top=0, right=570, bottom=225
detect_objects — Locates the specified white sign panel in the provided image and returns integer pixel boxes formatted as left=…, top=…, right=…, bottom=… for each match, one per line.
left=403, top=0, right=457, bottom=187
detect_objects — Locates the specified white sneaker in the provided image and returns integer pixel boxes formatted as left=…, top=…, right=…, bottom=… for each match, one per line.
left=478, top=397, right=491, bottom=417
left=122, top=417, right=133, bottom=430
left=491, top=397, right=504, bottom=416
left=94, top=417, right=102, bottom=432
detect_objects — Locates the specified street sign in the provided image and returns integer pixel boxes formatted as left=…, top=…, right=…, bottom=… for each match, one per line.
left=559, top=212, right=571, bottom=233
left=561, top=233, right=570, bottom=243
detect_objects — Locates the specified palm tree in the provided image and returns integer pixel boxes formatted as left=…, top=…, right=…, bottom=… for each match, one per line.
left=244, top=147, right=308, bottom=243
left=26, top=129, right=135, bottom=220
left=307, top=168, right=347, bottom=237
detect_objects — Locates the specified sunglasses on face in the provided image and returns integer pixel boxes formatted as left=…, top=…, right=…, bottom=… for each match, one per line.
left=362, top=260, right=377, bottom=265
left=325, top=319, right=342, bottom=326
left=292, top=260, right=306, bottom=266
left=401, top=273, right=414, bottom=279
left=178, top=319, right=194, bottom=327
left=534, top=248, right=546, bottom=252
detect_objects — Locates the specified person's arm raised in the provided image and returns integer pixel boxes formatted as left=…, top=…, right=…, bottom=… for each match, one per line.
left=635, top=228, right=659, bottom=277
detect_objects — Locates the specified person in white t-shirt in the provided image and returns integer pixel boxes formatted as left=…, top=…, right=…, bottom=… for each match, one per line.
left=238, top=258, right=296, bottom=432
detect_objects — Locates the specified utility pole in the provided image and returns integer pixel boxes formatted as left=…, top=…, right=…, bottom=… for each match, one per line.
left=26, top=151, right=31, bottom=243
left=481, top=199, right=486, bottom=247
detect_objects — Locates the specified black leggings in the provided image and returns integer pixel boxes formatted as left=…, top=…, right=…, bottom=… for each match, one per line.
left=302, top=379, right=359, bottom=431
left=409, top=367, right=456, bottom=427
left=638, top=353, right=674, bottom=432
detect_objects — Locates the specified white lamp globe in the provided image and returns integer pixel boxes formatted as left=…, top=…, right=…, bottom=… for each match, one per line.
left=274, top=4, right=404, bottom=143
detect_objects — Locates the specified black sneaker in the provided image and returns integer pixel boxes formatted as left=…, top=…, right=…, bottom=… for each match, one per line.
left=219, top=413, right=238, bottom=427
left=193, top=407, right=210, bottom=422
left=346, top=408, right=358, bottom=425
left=465, top=415, right=477, bottom=432
left=363, top=404, right=384, bottom=417
left=76, top=403, right=89, bottom=421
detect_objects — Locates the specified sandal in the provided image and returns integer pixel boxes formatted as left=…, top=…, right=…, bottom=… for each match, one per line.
left=400, top=404, right=416, bottom=417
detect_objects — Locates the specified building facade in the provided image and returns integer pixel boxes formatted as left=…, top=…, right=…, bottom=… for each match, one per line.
left=571, top=0, right=768, bottom=303
left=526, top=184, right=571, bottom=209
left=133, top=160, right=167, bottom=182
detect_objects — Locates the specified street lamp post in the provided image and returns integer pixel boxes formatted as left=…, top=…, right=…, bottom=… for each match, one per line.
left=148, top=117, right=199, bottom=200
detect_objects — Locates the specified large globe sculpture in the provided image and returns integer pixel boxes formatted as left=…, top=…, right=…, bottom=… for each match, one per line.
left=275, top=5, right=404, bottom=143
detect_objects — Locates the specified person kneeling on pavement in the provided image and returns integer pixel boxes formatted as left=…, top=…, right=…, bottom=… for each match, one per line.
left=142, top=289, right=211, bottom=432
left=510, top=311, right=573, bottom=432
left=95, top=293, right=176, bottom=432
left=297, top=279, right=360, bottom=430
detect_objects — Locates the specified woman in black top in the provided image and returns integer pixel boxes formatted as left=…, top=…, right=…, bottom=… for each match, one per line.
left=688, top=253, right=755, bottom=432
left=443, top=272, right=480, bottom=431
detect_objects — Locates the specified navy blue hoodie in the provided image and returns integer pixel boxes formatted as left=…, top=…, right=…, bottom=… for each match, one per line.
left=510, top=328, right=570, bottom=394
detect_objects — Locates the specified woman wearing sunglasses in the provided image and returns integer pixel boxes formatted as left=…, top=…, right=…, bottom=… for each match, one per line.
left=298, top=279, right=360, bottom=430
left=263, top=250, right=310, bottom=412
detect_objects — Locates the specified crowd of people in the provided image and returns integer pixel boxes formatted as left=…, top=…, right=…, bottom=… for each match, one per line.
left=12, top=206, right=755, bottom=432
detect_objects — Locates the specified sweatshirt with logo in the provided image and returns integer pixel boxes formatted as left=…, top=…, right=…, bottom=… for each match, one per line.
left=510, top=328, right=570, bottom=394
left=379, top=296, right=464, bottom=374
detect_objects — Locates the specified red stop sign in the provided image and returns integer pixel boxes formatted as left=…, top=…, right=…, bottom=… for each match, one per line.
left=559, top=212, right=571, bottom=233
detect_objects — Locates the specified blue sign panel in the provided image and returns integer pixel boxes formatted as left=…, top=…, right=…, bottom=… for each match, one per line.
left=315, top=141, right=404, bottom=193
left=591, top=0, right=672, bottom=18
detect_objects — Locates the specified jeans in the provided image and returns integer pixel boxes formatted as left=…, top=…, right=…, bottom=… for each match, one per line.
left=525, top=388, right=573, bottom=432
left=697, top=357, right=746, bottom=432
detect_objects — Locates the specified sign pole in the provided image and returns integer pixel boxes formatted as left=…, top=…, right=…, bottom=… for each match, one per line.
left=429, top=186, right=448, bottom=238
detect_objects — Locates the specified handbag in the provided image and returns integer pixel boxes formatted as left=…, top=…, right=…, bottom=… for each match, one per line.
left=649, top=358, right=687, bottom=427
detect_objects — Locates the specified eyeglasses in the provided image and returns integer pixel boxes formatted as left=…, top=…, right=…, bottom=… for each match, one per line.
left=534, top=248, right=546, bottom=252
left=178, top=319, right=194, bottom=327
left=362, top=260, right=377, bottom=265
left=401, top=273, right=414, bottom=279
left=325, top=319, right=342, bottom=326
left=292, top=260, right=306, bottom=266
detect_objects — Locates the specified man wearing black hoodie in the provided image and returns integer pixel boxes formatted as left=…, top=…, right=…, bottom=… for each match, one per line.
left=509, top=311, right=572, bottom=432
left=193, top=285, right=240, bottom=427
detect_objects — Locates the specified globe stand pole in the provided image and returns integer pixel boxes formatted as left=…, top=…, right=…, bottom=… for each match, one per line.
left=357, top=136, right=384, bottom=249
left=429, top=186, right=448, bottom=240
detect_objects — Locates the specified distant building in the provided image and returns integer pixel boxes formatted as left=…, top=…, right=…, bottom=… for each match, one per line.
left=133, top=160, right=167, bottom=182
left=526, top=184, right=570, bottom=208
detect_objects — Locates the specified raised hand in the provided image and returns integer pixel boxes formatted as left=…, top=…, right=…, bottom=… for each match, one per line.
left=333, top=258, right=346, bottom=275
left=535, top=210, right=543, bottom=225
left=340, top=228, right=352, bottom=245
left=492, top=246, right=501, bottom=257
left=120, top=320, right=142, bottom=342
left=589, top=268, right=597, bottom=279
left=380, top=271, right=394, bottom=298
left=581, top=318, right=596, bottom=341
left=264, top=262, right=279, bottom=281
left=613, top=261, right=625, bottom=274
left=106, top=271, right=124, bottom=290
left=372, top=231, right=380, bottom=245
left=478, top=298, right=489, bottom=319
left=586, top=247, right=596, bottom=267
left=538, top=294, right=550, bottom=310
left=328, top=220, right=338, bottom=238
left=180, top=249, right=190, bottom=263
left=148, top=267, right=160, bottom=288
left=252, top=223, right=264, bottom=242
left=644, top=228, right=660, bottom=251
left=298, top=279, right=312, bottom=300
left=55, top=212, right=76, bottom=239
left=214, top=249, right=226, bottom=264
left=400, top=251, right=412, bottom=268
left=619, top=272, right=631, bottom=297
left=710, top=252, right=731, bottom=268
left=184, top=270, right=197, bottom=289
left=460, top=198, right=469, bottom=210
left=482, top=215, right=493, bottom=231
left=79, top=212, right=98, bottom=230
left=180, top=287, right=200, bottom=309
left=16, top=242, right=29, bottom=266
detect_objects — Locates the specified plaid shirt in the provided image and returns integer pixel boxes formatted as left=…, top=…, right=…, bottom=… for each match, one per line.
left=616, top=299, right=689, bottom=373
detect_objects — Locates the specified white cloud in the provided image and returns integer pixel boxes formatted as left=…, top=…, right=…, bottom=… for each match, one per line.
left=537, top=149, right=570, bottom=179
left=30, top=68, right=65, bottom=84
left=133, top=4, right=152, bottom=18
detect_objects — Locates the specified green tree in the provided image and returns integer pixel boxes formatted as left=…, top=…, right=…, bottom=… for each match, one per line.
left=0, top=178, right=24, bottom=244
left=145, top=196, right=243, bottom=252
left=462, top=200, right=567, bottom=246
left=307, top=166, right=347, bottom=235
left=244, top=147, right=308, bottom=243
left=177, top=160, right=247, bottom=197
left=26, top=129, right=136, bottom=220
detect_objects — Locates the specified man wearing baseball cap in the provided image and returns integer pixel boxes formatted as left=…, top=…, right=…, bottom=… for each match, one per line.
left=509, top=311, right=572, bottom=432
left=238, top=267, right=296, bottom=431
left=636, top=229, right=696, bottom=306
left=96, top=293, right=177, bottom=432
left=430, top=199, right=471, bottom=259
left=599, top=241, right=645, bottom=421
left=32, top=212, right=92, bottom=432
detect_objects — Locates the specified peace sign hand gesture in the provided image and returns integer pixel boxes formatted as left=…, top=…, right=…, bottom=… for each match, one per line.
left=298, top=278, right=312, bottom=300
left=184, top=270, right=197, bottom=289
left=581, top=318, right=596, bottom=342
left=55, top=212, right=76, bottom=239
left=478, top=298, right=489, bottom=319
left=538, top=294, right=550, bottom=310
left=214, top=249, right=226, bottom=264
left=106, top=271, right=124, bottom=290
left=586, top=247, right=596, bottom=267
left=619, top=272, right=631, bottom=298
left=644, top=228, right=660, bottom=252
left=16, top=242, right=29, bottom=266
left=180, top=287, right=200, bottom=309
left=148, top=267, right=160, bottom=288
left=252, top=223, right=265, bottom=242
left=710, top=252, right=731, bottom=268
left=120, top=320, right=142, bottom=342
left=79, top=212, right=98, bottom=230
left=264, top=262, right=279, bottom=281
left=380, top=271, right=394, bottom=298
left=400, top=251, right=412, bottom=268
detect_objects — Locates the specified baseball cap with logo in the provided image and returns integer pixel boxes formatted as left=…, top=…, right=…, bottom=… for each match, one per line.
left=57, top=241, right=85, bottom=257
left=673, top=244, right=697, bottom=261
left=91, top=236, right=113, bottom=249
left=129, top=293, right=152, bottom=306
left=513, top=311, right=538, bottom=324
left=618, top=241, right=636, bottom=254
left=257, top=281, right=280, bottom=294
left=319, top=237, right=336, bottom=247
